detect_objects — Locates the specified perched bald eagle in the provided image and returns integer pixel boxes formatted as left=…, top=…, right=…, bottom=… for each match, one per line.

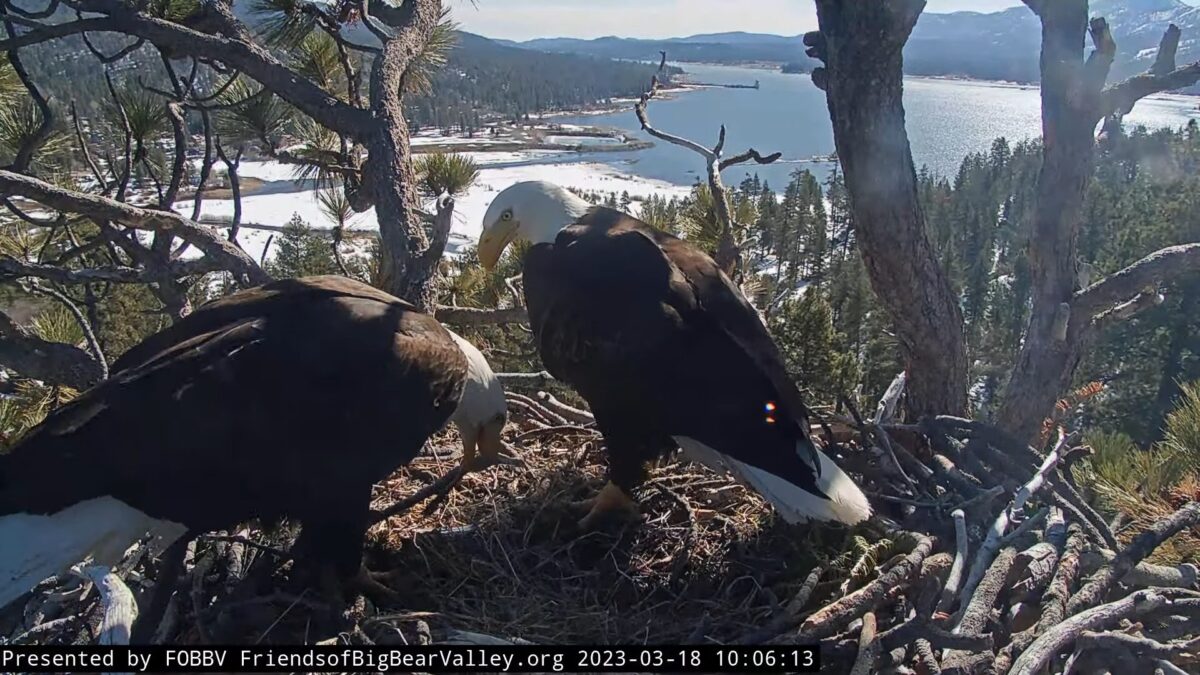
left=0, top=276, right=506, bottom=611
left=477, top=181, right=870, bottom=528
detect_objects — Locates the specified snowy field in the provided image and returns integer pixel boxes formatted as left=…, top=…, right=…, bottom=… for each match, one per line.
left=177, top=154, right=694, bottom=264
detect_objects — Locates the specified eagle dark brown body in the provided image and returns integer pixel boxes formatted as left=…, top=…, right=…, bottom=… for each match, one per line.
left=0, top=276, right=467, bottom=577
left=515, top=204, right=870, bottom=526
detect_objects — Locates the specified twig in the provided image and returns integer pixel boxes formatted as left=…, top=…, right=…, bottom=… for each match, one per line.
left=511, top=425, right=599, bottom=444
left=944, top=547, right=1017, bottom=672
left=997, top=524, right=1087, bottom=672
left=936, top=509, right=968, bottom=615
left=959, top=428, right=1068, bottom=605
left=535, top=391, right=594, bottom=425
left=370, top=466, right=466, bottom=524
left=848, top=612, right=879, bottom=675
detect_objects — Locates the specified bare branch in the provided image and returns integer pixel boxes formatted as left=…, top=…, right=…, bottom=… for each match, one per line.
left=80, top=31, right=144, bottom=64
left=0, top=170, right=269, bottom=286
left=1153, top=24, right=1182, bottom=76
left=1, top=256, right=144, bottom=283
left=718, top=149, right=782, bottom=172
left=5, top=0, right=60, bottom=20
left=1066, top=502, right=1200, bottom=615
left=1010, top=588, right=1200, bottom=675
left=1073, top=243, right=1200, bottom=317
left=24, top=281, right=108, bottom=380
left=959, top=428, right=1068, bottom=605
left=1084, top=17, right=1116, bottom=93
left=0, top=4, right=374, bottom=139
left=0, top=16, right=119, bottom=51
left=70, top=101, right=108, bottom=194
left=1099, top=60, right=1200, bottom=117
left=1091, top=290, right=1164, bottom=332
left=634, top=87, right=714, bottom=160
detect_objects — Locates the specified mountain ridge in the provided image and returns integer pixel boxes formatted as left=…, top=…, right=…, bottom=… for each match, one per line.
left=500, top=2, right=1200, bottom=88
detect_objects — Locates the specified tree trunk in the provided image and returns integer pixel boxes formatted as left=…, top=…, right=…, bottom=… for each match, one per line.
left=809, top=0, right=969, bottom=417
left=994, top=1, right=1096, bottom=441
left=366, top=3, right=442, bottom=312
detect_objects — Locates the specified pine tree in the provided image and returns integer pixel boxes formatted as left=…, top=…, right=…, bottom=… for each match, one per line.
left=267, top=214, right=340, bottom=279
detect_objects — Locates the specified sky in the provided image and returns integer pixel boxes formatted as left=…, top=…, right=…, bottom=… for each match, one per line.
left=452, top=0, right=1200, bottom=41
left=450, top=0, right=1027, bottom=41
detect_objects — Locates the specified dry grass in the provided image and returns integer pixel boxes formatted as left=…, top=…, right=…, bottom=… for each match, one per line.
left=354, top=421, right=863, bottom=645
left=0, top=409, right=883, bottom=650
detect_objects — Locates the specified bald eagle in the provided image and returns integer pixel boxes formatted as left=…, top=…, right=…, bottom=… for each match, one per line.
left=0, top=276, right=506, bottom=612
left=477, top=181, right=870, bottom=528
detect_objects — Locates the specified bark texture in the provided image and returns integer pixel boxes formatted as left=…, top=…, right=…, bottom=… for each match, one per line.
left=808, top=0, right=968, bottom=417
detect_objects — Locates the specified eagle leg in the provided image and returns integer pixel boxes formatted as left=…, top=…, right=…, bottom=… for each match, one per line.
left=573, top=480, right=639, bottom=530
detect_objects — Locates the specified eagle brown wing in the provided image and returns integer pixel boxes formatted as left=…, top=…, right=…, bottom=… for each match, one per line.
left=3, top=279, right=467, bottom=530
left=531, top=207, right=811, bottom=426
left=113, top=276, right=424, bottom=373
left=647, top=228, right=814, bottom=429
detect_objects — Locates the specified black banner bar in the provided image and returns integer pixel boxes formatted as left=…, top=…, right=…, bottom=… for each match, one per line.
left=1, top=644, right=819, bottom=673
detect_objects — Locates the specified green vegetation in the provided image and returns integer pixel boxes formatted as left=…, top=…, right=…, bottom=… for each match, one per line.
left=1079, top=383, right=1200, bottom=561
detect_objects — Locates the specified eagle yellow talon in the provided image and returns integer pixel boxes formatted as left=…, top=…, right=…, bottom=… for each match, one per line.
left=574, top=481, right=639, bottom=530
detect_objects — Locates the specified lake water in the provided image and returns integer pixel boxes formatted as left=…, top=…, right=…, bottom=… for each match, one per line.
left=556, top=63, right=1200, bottom=189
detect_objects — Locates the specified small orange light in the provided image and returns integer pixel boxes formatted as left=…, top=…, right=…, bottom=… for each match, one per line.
left=765, top=416, right=776, bottom=424
left=764, top=401, right=777, bottom=412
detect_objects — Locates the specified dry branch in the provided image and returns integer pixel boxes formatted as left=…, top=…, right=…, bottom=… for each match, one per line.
left=848, top=611, right=878, bottom=675
left=1077, top=630, right=1200, bottom=663
left=535, top=391, right=594, bottom=425
left=937, top=509, right=968, bottom=615
left=1079, top=548, right=1200, bottom=589
left=1009, top=588, right=1199, bottom=675
left=959, top=429, right=1067, bottom=605
left=798, top=534, right=933, bottom=640
left=77, top=566, right=137, bottom=646
left=370, top=466, right=466, bottom=524
left=633, top=53, right=779, bottom=274
left=1067, top=502, right=1200, bottom=615
left=1074, top=243, right=1200, bottom=317
left=0, top=171, right=267, bottom=286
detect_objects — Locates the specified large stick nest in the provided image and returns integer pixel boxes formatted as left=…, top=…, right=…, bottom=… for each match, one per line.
left=3, top=393, right=1199, bottom=674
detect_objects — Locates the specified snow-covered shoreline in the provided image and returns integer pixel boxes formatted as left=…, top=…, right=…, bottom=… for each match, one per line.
left=176, top=151, right=694, bottom=265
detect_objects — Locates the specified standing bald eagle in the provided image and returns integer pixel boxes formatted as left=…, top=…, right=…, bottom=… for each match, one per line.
left=477, top=182, right=870, bottom=528
left=0, top=276, right=506, bottom=611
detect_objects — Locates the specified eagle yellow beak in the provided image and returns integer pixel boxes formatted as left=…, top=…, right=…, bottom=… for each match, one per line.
left=478, top=219, right=518, bottom=270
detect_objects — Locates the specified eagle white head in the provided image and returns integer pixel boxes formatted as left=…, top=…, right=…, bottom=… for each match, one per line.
left=478, top=181, right=591, bottom=270
left=445, top=329, right=507, bottom=471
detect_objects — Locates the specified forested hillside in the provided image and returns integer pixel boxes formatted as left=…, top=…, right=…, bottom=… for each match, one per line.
left=17, top=25, right=672, bottom=132
left=407, top=33, right=680, bottom=128
left=506, top=0, right=1200, bottom=87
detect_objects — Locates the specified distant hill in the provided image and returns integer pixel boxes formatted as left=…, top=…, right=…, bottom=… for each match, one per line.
left=410, top=33, right=680, bottom=128
left=505, top=1, right=1200, bottom=88
left=519, top=34, right=806, bottom=66
left=13, top=0, right=675, bottom=133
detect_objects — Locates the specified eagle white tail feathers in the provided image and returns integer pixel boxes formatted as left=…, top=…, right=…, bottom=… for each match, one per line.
left=0, top=497, right=187, bottom=609
left=673, top=436, right=872, bottom=526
